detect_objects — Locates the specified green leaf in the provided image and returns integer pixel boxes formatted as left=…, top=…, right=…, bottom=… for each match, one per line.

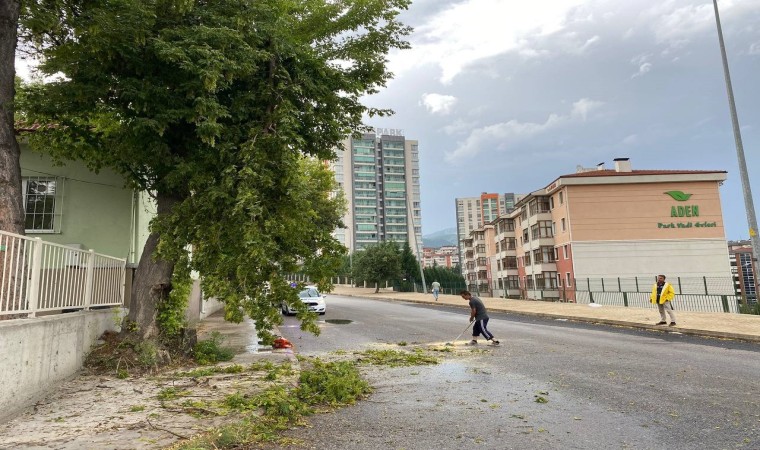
left=664, top=191, right=692, bottom=201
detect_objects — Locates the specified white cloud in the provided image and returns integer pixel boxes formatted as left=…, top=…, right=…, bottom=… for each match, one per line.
left=442, top=119, right=478, bottom=136
left=445, top=98, right=603, bottom=162
left=571, top=98, right=604, bottom=120
left=631, top=62, right=653, bottom=78
left=581, top=35, right=601, bottom=52
left=389, top=0, right=590, bottom=83
left=420, top=93, right=458, bottom=115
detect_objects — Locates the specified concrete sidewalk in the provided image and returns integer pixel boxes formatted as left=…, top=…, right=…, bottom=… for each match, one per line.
left=331, top=286, right=760, bottom=343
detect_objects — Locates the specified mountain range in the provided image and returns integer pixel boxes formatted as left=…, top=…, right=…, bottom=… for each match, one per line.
left=422, top=227, right=457, bottom=248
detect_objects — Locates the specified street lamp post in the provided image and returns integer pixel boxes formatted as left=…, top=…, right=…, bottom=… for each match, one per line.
left=712, top=0, right=760, bottom=271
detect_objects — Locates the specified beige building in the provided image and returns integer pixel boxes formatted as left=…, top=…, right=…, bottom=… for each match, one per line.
left=460, top=158, right=733, bottom=300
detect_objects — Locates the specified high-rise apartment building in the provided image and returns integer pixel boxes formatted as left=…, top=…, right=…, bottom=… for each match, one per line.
left=331, top=131, right=422, bottom=255
left=455, top=192, right=521, bottom=272
left=729, top=240, right=757, bottom=302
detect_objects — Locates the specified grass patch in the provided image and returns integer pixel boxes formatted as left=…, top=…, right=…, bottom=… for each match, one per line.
left=157, top=387, right=190, bottom=402
left=355, top=349, right=439, bottom=367
left=193, top=332, right=235, bottom=365
left=172, top=358, right=370, bottom=450
left=130, top=405, right=146, bottom=412
left=175, top=364, right=245, bottom=378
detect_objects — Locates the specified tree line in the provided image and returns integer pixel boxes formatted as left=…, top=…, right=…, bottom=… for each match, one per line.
left=344, top=241, right=465, bottom=294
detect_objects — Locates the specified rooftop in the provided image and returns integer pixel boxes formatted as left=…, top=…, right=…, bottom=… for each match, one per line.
left=559, top=169, right=727, bottom=178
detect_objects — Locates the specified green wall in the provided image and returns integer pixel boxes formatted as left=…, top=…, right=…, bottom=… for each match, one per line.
left=20, top=144, right=151, bottom=263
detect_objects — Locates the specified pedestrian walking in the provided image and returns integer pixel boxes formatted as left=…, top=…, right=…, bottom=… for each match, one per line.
left=459, top=290, right=499, bottom=345
left=651, top=274, right=676, bottom=326
left=431, top=280, right=441, bottom=301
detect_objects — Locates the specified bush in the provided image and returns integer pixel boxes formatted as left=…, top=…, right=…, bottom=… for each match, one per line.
left=739, top=302, right=760, bottom=315
left=194, top=332, right=235, bottom=365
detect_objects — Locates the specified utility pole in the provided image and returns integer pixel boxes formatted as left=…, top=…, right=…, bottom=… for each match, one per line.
left=712, top=0, right=760, bottom=279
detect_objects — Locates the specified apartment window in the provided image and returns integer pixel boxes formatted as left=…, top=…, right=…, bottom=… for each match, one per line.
left=524, top=253, right=531, bottom=266
left=553, top=247, right=559, bottom=261
left=539, top=220, right=552, bottom=238
left=542, top=246, right=555, bottom=263
left=559, top=191, right=564, bottom=204
left=522, top=229, right=529, bottom=243
left=551, top=221, right=556, bottom=236
left=503, top=256, right=517, bottom=269
left=543, top=272, right=558, bottom=288
left=23, top=177, right=63, bottom=233
left=565, top=272, right=573, bottom=286
left=561, top=218, right=566, bottom=232
left=564, top=244, right=570, bottom=259
left=549, top=197, right=554, bottom=209
left=556, top=273, right=563, bottom=287
left=506, top=275, right=520, bottom=289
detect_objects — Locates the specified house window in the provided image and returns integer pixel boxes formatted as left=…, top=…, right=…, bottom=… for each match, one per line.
left=23, top=177, right=63, bottom=233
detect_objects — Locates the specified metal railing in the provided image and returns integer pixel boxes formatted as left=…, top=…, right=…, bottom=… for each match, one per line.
left=0, top=230, right=126, bottom=318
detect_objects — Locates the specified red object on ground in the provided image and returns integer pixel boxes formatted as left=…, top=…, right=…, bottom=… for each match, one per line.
left=272, top=337, right=293, bottom=349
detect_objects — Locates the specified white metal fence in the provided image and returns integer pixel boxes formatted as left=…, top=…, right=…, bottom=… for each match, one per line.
left=0, top=230, right=126, bottom=318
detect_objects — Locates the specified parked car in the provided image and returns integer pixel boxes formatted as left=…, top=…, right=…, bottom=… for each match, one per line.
left=281, top=286, right=326, bottom=315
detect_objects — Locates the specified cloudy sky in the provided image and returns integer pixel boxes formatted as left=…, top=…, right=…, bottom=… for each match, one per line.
left=364, top=0, right=760, bottom=240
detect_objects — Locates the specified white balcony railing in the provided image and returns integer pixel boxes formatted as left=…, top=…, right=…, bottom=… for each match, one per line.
left=0, top=230, right=125, bottom=318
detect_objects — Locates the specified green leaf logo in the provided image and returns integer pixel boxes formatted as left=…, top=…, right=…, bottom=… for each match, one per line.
left=665, top=191, right=692, bottom=201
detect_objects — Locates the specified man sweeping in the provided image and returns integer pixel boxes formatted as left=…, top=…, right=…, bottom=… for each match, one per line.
left=459, top=290, right=499, bottom=345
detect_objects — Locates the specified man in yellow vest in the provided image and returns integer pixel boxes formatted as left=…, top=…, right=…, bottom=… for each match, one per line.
left=650, top=274, right=676, bottom=326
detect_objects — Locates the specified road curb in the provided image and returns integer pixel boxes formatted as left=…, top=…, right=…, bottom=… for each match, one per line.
left=335, top=292, right=760, bottom=344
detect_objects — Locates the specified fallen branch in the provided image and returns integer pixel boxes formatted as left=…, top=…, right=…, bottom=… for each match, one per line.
left=146, top=417, right=189, bottom=440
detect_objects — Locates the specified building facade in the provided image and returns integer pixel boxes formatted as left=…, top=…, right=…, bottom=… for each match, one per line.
left=422, top=246, right=460, bottom=268
left=455, top=192, right=521, bottom=274
left=459, top=158, right=734, bottom=300
left=332, top=132, right=422, bottom=255
left=729, top=240, right=757, bottom=303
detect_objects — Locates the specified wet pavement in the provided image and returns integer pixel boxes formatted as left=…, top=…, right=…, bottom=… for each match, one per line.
left=331, top=286, right=760, bottom=343
left=195, top=312, right=296, bottom=365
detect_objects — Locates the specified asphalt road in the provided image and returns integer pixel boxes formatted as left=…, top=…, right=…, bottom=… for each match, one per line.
left=274, top=294, right=760, bottom=450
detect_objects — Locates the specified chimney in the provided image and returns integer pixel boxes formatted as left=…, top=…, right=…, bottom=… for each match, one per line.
left=596, top=162, right=605, bottom=171
left=614, top=157, right=632, bottom=172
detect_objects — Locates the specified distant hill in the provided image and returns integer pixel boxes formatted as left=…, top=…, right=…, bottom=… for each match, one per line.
left=423, top=227, right=458, bottom=248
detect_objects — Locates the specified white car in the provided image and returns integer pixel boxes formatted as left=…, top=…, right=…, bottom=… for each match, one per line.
left=281, top=286, right=327, bottom=315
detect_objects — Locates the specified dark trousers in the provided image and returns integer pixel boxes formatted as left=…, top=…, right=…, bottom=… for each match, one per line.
left=472, top=318, right=494, bottom=340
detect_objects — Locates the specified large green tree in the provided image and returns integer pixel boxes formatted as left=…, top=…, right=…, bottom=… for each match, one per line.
left=351, top=241, right=402, bottom=293
left=19, top=0, right=410, bottom=340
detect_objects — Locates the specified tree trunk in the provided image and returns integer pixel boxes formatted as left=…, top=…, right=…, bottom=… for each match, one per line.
left=126, top=192, right=178, bottom=339
left=0, top=1, right=26, bottom=320
left=0, top=0, right=23, bottom=235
